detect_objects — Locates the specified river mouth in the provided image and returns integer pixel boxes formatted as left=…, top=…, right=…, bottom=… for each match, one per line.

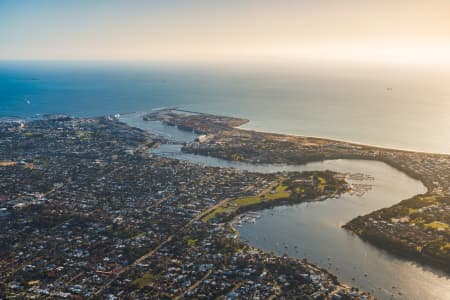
left=121, top=113, right=449, bottom=300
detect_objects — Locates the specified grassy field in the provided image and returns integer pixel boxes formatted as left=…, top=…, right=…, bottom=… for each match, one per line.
left=425, top=221, right=449, bottom=231
left=415, top=195, right=438, bottom=206
left=408, top=208, right=419, bottom=215
left=441, top=243, right=450, bottom=251
left=132, top=272, right=161, bottom=288
left=187, top=238, right=198, bottom=247
left=202, top=207, right=234, bottom=222
left=233, top=195, right=262, bottom=207
left=317, top=176, right=327, bottom=192
left=76, top=130, right=94, bottom=140
left=203, top=184, right=291, bottom=223
left=233, top=184, right=290, bottom=207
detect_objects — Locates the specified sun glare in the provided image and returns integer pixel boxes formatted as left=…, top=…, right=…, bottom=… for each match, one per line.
left=254, top=42, right=450, bottom=66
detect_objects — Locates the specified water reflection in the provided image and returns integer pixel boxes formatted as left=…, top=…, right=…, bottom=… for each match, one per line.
left=122, top=114, right=450, bottom=300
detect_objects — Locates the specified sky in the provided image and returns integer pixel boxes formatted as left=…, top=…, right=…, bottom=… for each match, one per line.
left=1, top=0, right=450, bottom=65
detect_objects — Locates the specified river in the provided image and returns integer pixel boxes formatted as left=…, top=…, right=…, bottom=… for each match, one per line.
left=122, top=113, right=450, bottom=300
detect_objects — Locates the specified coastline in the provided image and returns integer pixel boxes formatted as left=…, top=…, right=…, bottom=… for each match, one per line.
left=4, top=109, right=449, bottom=276
left=2, top=112, right=446, bottom=298
left=240, top=123, right=435, bottom=190
left=238, top=120, right=450, bottom=157
left=144, top=108, right=449, bottom=275
left=5, top=108, right=449, bottom=156
left=5, top=106, right=450, bottom=155
left=5, top=109, right=442, bottom=202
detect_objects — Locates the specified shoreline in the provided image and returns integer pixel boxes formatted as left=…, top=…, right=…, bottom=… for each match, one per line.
left=3, top=108, right=449, bottom=155
left=129, top=108, right=438, bottom=197
left=238, top=122, right=450, bottom=156
left=3, top=109, right=449, bottom=275
left=2, top=112, right=446, bottom=298
left=6, top=108, right=440, bottom=196
left=143, top=108, right=449, bottom=276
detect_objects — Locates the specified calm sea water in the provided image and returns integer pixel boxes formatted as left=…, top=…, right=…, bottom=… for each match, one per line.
left=1, top=61, right=450, bottom=153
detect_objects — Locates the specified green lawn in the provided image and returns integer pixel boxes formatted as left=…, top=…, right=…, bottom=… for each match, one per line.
left=202, top=207, right=233, bottom=222
left=233, top=196, right=262, bottom=207
left=266, top=184, right=290, bottom=200
left=425, top=221, right=449, bottom=231
left=76, top=130, right=94, bottom=140
left=317, top=176, right=327, bottom=192
left=408, top=208, right=419, bottom=215
left=421, top=195, right=438, bottom=203
left=23, top=132, right=42, bottom=138
left=274, top=184, right=287, bottom=193
left=132, top=272, right=161, bottom=288
left=441, top=243, right=450, bottom=251
left=203, top=184, right=291, bottom=222
left=233, top=184, right=290, bottom=207
left=187, top=238, right=198, bottom=247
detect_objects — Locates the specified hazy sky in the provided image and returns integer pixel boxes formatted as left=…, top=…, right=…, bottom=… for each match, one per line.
left=1, top=0, right=450, bottom=65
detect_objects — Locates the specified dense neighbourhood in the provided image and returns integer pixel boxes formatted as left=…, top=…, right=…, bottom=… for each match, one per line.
left=0, top=115, right=371, bottom=299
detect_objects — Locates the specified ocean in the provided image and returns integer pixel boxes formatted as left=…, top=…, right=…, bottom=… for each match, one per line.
left=1, top=61, right=450, bottom=153
left=2, top=61, right=450, bottom=299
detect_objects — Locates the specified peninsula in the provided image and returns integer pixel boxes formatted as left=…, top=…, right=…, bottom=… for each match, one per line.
left=146, top=109, right=450, bottom=274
